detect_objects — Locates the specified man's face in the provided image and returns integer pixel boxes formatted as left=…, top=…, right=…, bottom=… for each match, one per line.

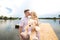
left=25, top=11, right=31, bottom=17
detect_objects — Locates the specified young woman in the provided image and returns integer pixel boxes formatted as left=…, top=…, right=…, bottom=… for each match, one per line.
left=25, top=11, right=40, bottom=40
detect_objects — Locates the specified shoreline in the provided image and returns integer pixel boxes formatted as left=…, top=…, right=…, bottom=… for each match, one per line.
left=0, top=18, right=60, bottom=20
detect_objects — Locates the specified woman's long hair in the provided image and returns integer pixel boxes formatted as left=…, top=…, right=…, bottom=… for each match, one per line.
left=31, top=11, right=39, bottom=26
left=31, top=11, right=38, bottom=19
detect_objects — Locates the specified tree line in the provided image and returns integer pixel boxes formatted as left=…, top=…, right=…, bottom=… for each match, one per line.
left=0, top=15, right=60, bottom=20
left=0, top=16, right=21, bottom=20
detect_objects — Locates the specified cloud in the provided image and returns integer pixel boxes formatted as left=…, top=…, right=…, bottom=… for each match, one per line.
left=0, top=0, right=60, bottom=17
left=5, top=7, right=12, bottom=13
left=0, top=0, right=25, bottom=17
left=30, top=0, right=60, bottom=17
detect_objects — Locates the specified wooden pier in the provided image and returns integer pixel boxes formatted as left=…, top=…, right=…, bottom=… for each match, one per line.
left=38, top=23, right=58, bottom=40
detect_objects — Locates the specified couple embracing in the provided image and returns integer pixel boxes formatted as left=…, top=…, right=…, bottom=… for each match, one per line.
left=19, top=9, right=40, bottom=40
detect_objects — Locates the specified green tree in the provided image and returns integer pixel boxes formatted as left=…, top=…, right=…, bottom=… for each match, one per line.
left=9, top=17, right=13, bottom=19
left=53, top=17, right=56, bottom=19
left=0, top=16, right=3, bottom=19
left=3, top=16, right=8, bottom=20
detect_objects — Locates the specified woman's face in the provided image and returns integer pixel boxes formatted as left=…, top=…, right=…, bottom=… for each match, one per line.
left=31, top=12, right=35, bottom=18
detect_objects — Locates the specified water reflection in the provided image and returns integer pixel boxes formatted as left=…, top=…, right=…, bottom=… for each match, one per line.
left=6, top=24, right=11, bottom=31
left=59, top=19, right=60, bottom=24
left=0, top=19, right=60, bottom=40
left=53, top=19, right=60, bottom=24
left=53, top=19, right=56, bottom=22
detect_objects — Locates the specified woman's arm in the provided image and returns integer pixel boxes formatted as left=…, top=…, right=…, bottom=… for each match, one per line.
left=34, top=18, right=39, bottom=26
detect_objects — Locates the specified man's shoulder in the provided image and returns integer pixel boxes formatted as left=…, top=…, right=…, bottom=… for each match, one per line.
left=21, top=17, right=24, bottom=20
left=21, top=17, right=27, bottom=20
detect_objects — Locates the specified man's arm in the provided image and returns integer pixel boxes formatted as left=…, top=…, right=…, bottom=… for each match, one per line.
left=19, top=26, right=23, bottom=40
left=19, top=18, right=24, bottom=33
left=19, top=26, right=22, bottom=34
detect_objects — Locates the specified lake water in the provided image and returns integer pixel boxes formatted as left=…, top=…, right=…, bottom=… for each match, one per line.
left=0, top=19, right=60, bottom=40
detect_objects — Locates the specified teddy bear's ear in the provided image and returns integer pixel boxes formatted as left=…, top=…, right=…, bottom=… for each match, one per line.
left=29, top=25, right=31, bottom=27
left=35, top=26, right=40, bottom=31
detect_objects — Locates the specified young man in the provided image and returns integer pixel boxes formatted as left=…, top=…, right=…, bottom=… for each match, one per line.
left=19, top=9, right=31, bottom=40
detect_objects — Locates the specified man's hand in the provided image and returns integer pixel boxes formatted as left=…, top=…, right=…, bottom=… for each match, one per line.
left=19, top=26, right=22, bottom=34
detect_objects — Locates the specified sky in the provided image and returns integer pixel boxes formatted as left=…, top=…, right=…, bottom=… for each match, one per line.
left=0, top=0, right=60, bottom=18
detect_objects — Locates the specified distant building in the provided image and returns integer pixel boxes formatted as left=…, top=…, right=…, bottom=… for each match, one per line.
left=59, top=15, right=60, bottom=18
left=59, top=15, right=60, bottom=24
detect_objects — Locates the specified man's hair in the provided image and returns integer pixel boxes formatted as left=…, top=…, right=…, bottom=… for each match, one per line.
left=24, top=9, right=30, bottom=13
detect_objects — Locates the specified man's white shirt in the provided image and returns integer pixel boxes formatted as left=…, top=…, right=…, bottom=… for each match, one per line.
left=19, top=17, right=28, bottom=32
